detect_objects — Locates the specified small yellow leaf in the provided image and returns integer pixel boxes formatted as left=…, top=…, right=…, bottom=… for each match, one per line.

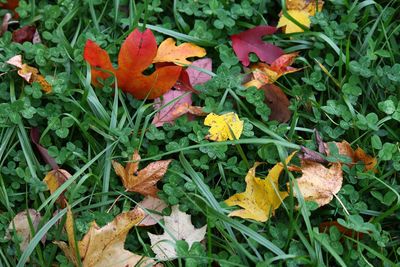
left=43, top=169, right=71, bottom=207
left=277, top=10, right=311, bottom=33
left=153, top=38, right=206, bottom=65
left=225, top=152, right=296, bottom=222
left=204, top=112, right=244, bottom=142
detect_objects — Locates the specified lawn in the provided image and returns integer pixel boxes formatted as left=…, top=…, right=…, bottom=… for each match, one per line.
left=0, top=0, right=399, bottom=266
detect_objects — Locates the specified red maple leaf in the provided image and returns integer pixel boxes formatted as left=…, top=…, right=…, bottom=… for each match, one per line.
left=231, top=26, right=283, bottom=66
left=83, top=29, right=182, bottom=99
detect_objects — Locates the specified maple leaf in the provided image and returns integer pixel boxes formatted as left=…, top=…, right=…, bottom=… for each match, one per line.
left=83, top=29, right=182, bottom=99
left=204, top=112, right=244, bottom=141
left=186, top=58, right=213, bottom=86
left=225, top=152, right=295, bottom=222
left=137, top=196, right=167, bottom=226
left=289, top=160, right=343, bottom=207
left=43, top=169, right=71, bottom=207
left=6, top=55, right=52, bottom=93
left=6, top=209, right=44, bottom=254
left=55, top=206, right=154, bottom=267
left=148, top=205, right=207, bottom=261
left=152, top=90, right=206, bottom=127
left=231, top=25, right=284, bottom=66
left=153, top=38, right=206, bottom=65
left=262, top=84, right=292, bottom=123
left=112, top=150, right=172, bottom=197
left=244, top=53, right=300, bottom=88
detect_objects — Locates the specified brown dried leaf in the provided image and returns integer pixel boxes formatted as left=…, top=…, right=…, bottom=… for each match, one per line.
left=112, top=150, right=172, bottom=197
left=261, top=84, right=291, bottom=123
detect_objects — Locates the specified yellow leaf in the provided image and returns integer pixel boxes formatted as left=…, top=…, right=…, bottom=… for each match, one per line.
left=43, top=169, right=71, bottom=207
left=277, top=10, right=311, bottom=34
left=289, top=160, right=343, bottom=207
left=6, top=55, right=52, bottom=93
left=225, top=152, right=296, bottom=222
left=55, top=207, right=153, bottom=267
left=204, top=112, right=243, bottom=142
left=286, top=0, right=324, bottom=16
left=153, top=38, right=206, bottom=65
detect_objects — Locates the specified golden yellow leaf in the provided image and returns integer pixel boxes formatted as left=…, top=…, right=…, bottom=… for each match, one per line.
left=43, top=169, right=71, bottom=207
left=277, top=10, right=311, bottom=34
left=6, top=55, right=52, bottom=93
left=290, top=160, right=343, bottom=207
left=286, top=0, right=324, bottom=16
left=55, top=206, right=153, bottom=267
left=204, top=112, right=243, bottom=142
left=153, top=38, right=206, bottom=65
left=225, top=152, right=296, bottom=222
left=112, top=150, right=172, bottom=197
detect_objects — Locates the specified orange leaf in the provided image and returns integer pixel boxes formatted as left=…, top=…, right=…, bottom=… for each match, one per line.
left=83, top=29, right=182, bottom=99
left=112, top=150, right=172, bottom=197
left=153, top=38, right=206, bottom=65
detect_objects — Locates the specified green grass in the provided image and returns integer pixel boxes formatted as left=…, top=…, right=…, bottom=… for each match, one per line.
left=0, top=0, right=399, bottom=266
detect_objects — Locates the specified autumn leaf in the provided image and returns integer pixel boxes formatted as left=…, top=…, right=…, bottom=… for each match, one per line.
left=225, top=152, right=295, bottom=222
left=137, top=196, right=167, bottom=227
left=12, top=25, right=36, bottom=43
left=30, top=127, right=59, bottom=170
left=6, top=209, right=44, bottom=254
left=289, top=160, right=343, bottom=207
left=0, top=0, right=19, bottom=18
left=277, top=0, right=324, bottom=33
left=152, top=90, right=205, bottom=127
left=55, top=206, right=154, bottom=267
left=262, top=84, right=292, bottom=123
left=43, top=169, right=71, bottom=207
left=231, top=25, right=284, bottom=66
left=83, top=29, right=182, bottom=99
left=153, top=38, right=206, bottom=65
left=328, top=140, right=377, bottom=172
left=204, top=112, right=244, bottom=141
left=244, top=53, right=300, bottom=88
left=148, top=205, right=207, bottom=260
left=6, top=55, right=52, bottom=93
left=186, top=58, right=213, bottom=86
left=112, top=150, right=172, bottom=197
left=0, top=13, right=12, bottom=37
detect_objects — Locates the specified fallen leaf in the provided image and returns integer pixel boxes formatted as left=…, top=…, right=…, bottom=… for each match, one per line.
left=0, top=13, right=12, bottom=37
left=153, top=38, right=206, bottom=65
left=319, top=220, right=364, bottom=239
left=43, top=169, right=72, bottom=207
left=6, top=209, right=44, bottom=253
left=186, top=58, right=212, bottom=86
left=0, top=0, right=19, bottom=18
left=30, top=127, right=59, bottom=170
left=231, top=25, right=284, bottom=66
left=112, top=150, right=172, bottom=197
left=327, top=141, right=377, bottom=172
left=277, top=0, right=324, bottom=34
left=173, top=69, right=198, bottom=93
left=6, top=55, right=52, bottom=93
left=299, top=146, right=327, bottom=164
left=148, top=205, right=207, bottom=260
left=204, top=112, right=244, bottom=141
left=84, top=29, right=182, bottom=99
left=12, top=25, right=36, bottom=43
left=277, top=10, right=311, bottom=34
left=55, top=206, right=154, bottom=267
left=261, top=84, right=292, bottom=123
left=244, top=53, right=300, bottom=88
left=225, top=153, right=295, bottom=222
left=137, top=196, right=167, bottom=226
left=289, top=160, right=343, bottom=207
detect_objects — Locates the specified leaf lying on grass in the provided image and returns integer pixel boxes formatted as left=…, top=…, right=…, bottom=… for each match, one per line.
left=231, top=25, right=283, bottom=66
left=225, top=152, right=296, bottom=222
left=6, top=55, right=52, bottom=93
left=137, top=196, right=167, bottom=227
left=55, top=206, right=154, bottom=267
left=43, top=169, right=72, bottom=207
left=261, top=84, right=292, bottom=123
left=112, top=150, right=172, bottom=197
left=153, top=38, right=206, bottom=65
left=148, top=205, right=207, bottom=260
left=204, top=112, right=244, bottom=141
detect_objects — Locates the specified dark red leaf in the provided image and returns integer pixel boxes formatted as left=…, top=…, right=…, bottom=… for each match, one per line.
left=12, top=25, right=36, bottom=43
left=30, top=128, right=59, bottom=170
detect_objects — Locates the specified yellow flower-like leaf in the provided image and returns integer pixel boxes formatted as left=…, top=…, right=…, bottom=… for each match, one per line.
left=225, top=152, right=296, bottom=222
left=277, top=10, right=311, bottom=34
left=153, top=38, right=206, bottom=65
left=204, top=112, right=243, bottom=142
